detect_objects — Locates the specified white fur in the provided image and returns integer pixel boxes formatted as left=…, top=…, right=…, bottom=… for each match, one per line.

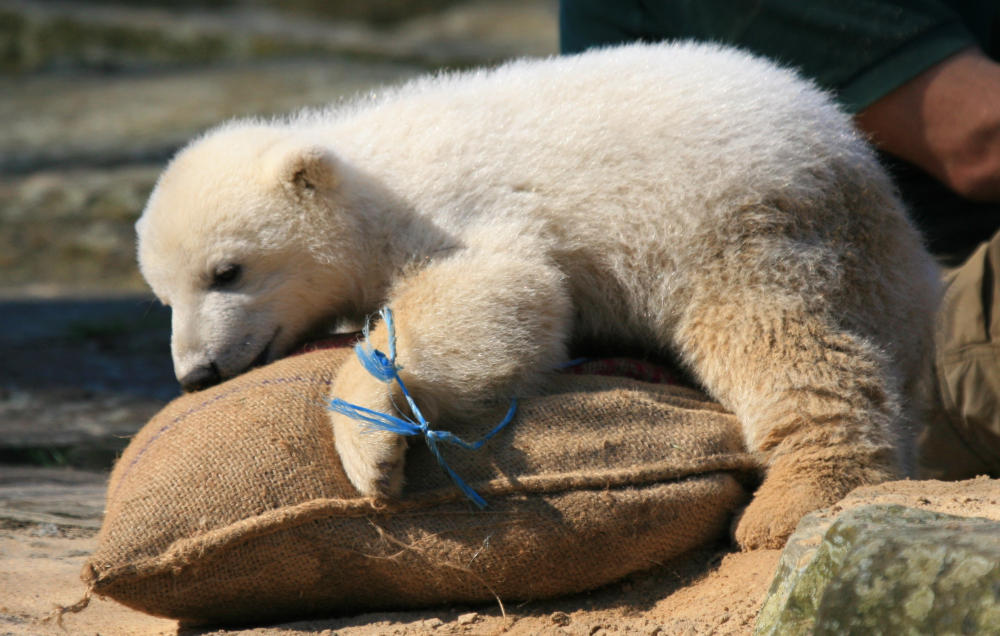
left=137, top=42, right=940, bottom=548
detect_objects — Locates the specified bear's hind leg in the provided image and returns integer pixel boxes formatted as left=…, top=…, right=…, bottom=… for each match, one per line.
left=675, top=294, right=905, bottom=550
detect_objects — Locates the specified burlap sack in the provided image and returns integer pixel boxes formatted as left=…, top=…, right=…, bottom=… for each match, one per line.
left=83, top=346, right=756, bottom=625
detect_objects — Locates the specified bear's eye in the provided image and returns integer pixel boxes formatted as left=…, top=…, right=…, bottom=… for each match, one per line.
left=211, top=263, right=242, bottom=289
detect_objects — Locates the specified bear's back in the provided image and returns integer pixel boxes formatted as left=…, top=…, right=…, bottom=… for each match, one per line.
left=306, top=42, right=883, bottom=241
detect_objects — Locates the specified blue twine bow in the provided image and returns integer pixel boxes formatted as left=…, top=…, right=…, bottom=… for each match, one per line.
left=328, top=307, right=518, bottom=508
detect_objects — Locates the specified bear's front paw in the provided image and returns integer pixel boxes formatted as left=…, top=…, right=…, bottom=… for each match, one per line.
left=732, top=474, right=822, bottom=550
left=733, top=445, right=899, bottom=550
left=330, top=362, right=408, bottom=498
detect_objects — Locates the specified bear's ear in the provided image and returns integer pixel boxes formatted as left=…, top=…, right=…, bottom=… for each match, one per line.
left=275, top=145, right=339, bottom=195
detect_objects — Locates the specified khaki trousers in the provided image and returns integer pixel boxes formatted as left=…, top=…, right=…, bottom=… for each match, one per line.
left=919, top=233, right=1000, bottom=479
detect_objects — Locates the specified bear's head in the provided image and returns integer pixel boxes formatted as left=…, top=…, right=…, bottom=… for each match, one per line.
left=137, top=123, right=379, bottom=391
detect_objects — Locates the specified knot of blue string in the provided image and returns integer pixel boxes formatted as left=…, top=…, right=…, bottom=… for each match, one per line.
left=328, top=307, right=518, bottom=508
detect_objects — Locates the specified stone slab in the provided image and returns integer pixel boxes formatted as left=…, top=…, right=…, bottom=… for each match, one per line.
left=756, top=477, right=1000, bottom=635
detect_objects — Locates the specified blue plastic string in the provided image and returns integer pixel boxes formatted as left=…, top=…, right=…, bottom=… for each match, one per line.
left=557, top=357, right=590, bottom=369
left=328, top=307, right=517, bottom=508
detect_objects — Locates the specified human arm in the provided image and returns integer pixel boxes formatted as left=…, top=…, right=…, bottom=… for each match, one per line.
left=855, top=47, right=1000, bottom=202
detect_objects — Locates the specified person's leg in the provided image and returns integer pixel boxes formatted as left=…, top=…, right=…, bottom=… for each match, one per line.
left=919, top=232, right=1000, bottom=479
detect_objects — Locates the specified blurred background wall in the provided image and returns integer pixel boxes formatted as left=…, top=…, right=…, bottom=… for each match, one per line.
left=0, top=0, right=557, bottom=294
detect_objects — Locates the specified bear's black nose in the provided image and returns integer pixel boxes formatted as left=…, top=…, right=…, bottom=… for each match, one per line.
left=179, top=363, right=222, bottom=392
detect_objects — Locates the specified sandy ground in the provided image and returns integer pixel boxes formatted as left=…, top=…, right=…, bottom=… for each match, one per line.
left=2, top=474, right=996, bottom=636
left=0, top=521, right=779, bottom=636
left=0, top=468, right=778, bottom=636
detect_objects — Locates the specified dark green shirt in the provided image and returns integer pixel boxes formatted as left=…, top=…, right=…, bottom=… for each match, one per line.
left=560, top=0, right=999, bottom=112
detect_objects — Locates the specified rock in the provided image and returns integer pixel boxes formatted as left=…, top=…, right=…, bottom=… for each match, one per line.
left=0, top=295, right=174, bottom=469
left=0, top=167, right=159, bottom=291
left=0, top=0, right=556, bottom=75
left=1, top=1, right=557, bottom=298
left=756, top=501, right=1000, bottom=635
left=456, top=611, right=478, bottom=625
left=824, top=476, right=1000, bottom=521
left=0, top=59, right=424, bottom=176
left=0, top=56, right=422, bottom=293
left=0, top=466, right=106, bottom=528
left=550, top=611, right=571, bottom=626
left=0, top=388, right=166, bottom=469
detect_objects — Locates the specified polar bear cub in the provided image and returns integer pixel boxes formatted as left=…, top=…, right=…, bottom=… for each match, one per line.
left=136, top=42, right=940, bottom=549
